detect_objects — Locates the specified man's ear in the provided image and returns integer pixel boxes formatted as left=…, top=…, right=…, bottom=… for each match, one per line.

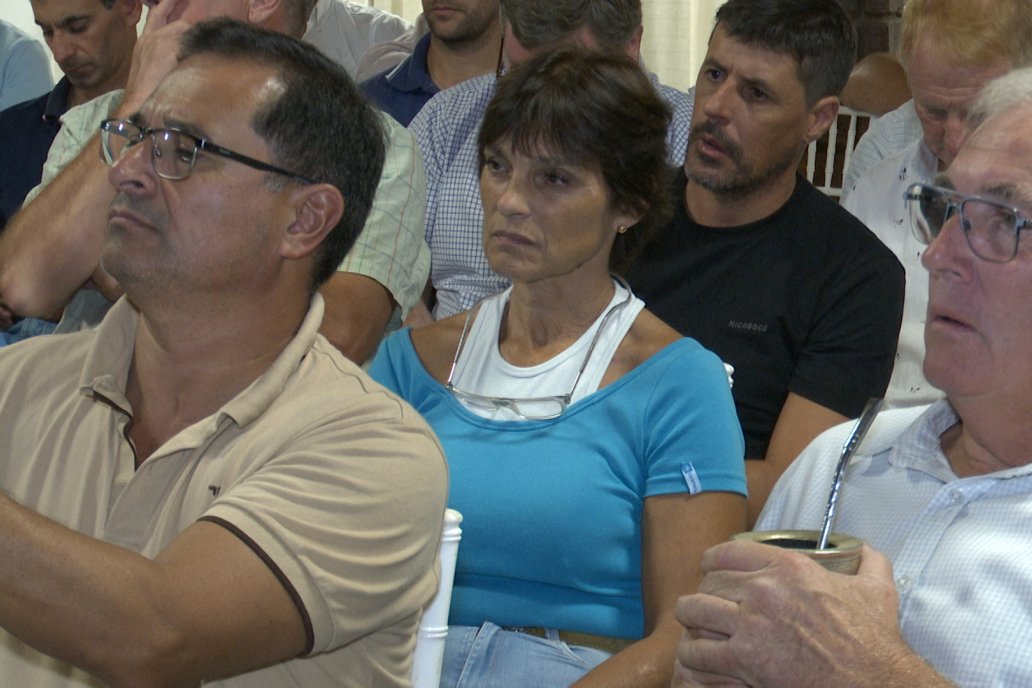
left=122, top=0, right=144, bottom=25
left=280, top=184, right=345, bottom=260
left=247, top=0, right=283, bottom=28
left=805, top=95, right=840, bottom=144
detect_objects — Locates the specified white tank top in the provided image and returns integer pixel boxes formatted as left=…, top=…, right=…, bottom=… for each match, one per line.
left=449, top=278, right=645, bottom=420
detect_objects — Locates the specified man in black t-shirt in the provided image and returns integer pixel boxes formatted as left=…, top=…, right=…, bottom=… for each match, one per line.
left=627, top=0, right=904, bottom=524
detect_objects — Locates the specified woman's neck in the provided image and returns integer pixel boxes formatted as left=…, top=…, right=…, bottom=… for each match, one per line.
left=500, top=275, right=617, bottom=365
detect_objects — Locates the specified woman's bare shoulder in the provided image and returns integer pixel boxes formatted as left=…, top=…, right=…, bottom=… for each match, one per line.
left=408, top=312, right=469, bottom=382
left=624, top=309, right=682, bottom=361
left=603, top=308, right=683, bottom=385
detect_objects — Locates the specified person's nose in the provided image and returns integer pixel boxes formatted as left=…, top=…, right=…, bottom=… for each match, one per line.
left=108, top=136, right=159, bottom=196
left=494, top=171, right=532, bottom=217
left=700, top=80, right=734, bottom=123
left=921, top=205, right=973, bottom=276
left=48, top=32, right=75, bottom=65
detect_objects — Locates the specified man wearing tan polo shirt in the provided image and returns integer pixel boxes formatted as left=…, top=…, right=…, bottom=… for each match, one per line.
left=0, top=19, right=447, bottom=688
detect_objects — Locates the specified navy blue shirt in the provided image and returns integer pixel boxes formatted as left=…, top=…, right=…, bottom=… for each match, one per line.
left=0, top=77, right=71, bottom=232
left=360, top=33, right=438, bottom=127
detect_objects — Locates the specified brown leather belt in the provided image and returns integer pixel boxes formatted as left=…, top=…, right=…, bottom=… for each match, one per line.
left=505, top=626, right=634, bottom=655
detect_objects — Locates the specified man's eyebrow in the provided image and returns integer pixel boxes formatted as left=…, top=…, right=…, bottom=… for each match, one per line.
left=934, top=173, right=1032, bottom=210
left=700, top=56, right=726, bottom=75
left=984, top=182, right=1032, bottom=210
left=54, top=14, right=91, bottom=30
left=164, top=118, right=210, bottom=141
left=702, top=56, right=777, bottom=99
left=125, top=112, right=211, bottom=142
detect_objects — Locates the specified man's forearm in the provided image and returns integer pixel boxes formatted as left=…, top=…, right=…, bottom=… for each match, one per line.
left=0, top=490, right=174, bottom=685
left=0, top=137, right=116, bottom=318
left=0, top=490, right=304, bottom=688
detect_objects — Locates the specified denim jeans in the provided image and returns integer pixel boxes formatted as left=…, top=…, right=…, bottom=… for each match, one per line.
left=440, top=622, right=611, bottom=688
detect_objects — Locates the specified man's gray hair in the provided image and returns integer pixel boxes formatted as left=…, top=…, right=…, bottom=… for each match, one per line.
left=967, top=67, right=1032, bottom=131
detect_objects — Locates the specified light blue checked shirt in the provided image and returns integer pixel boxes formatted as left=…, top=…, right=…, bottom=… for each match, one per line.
left=411, top=73, right=694, bottom=318
left=759, top=401, right=1032, bottom=687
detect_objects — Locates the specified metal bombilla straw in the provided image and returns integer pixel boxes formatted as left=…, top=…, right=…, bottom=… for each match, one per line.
left=816, top=397, right=884, bottom=550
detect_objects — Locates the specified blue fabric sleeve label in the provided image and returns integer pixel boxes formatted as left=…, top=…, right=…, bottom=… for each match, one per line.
left=681, top=463, right=702, bottom=495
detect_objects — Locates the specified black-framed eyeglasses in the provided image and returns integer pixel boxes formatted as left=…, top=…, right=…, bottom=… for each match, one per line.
left=99, top=118, right=315, bottom=185
left=904, top=182, right=1032, bottom=263
left=444, top=277, right=634, bottom=420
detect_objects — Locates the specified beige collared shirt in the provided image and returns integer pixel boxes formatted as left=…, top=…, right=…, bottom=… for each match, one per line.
left=0, top=295, right=448, bottom=686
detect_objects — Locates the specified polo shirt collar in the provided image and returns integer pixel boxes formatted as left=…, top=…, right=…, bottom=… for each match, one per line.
left=386, top=32, right=436, bottom=95
left=218, top=294, right=325, bottom=428
left=79, top=296, right=138, bottom=411
left=79, top=294, right=326, bottom=430
left=888, top=399, right=1032, bottom=482
left=43, top=77, right=73, bottom=122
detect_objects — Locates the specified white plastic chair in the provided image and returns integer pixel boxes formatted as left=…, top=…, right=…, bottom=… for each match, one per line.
left=412, top=508, right=463, bottom=688
left=804, top=106, right=874, bottom=200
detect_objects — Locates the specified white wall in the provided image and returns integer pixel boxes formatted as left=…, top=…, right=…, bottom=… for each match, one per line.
left=641, top=0, right=722, bottom=92
left=3, top=4, right=43, bottom=39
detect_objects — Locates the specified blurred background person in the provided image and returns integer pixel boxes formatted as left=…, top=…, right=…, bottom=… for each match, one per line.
left=0, top=18, right=52, bottom=110
left=841, top=0, right=1029, bottom=193
left=1, top=0, right=141, bottom=344
left=1, top=0, right=141, bottom=233
left=360, top=0, right=502, bottom=126
left=302, top=0, right=413, bottom=76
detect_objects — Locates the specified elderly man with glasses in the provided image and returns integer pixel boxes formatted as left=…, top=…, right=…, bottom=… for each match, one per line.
left=0, top=19, right=446, bottom=688
left=670, top=66, right=1032, bottom=688
left=840, top=0, right=1032, bottom=408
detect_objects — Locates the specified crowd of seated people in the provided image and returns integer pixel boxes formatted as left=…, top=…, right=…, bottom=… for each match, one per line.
left=0, top=0, right=1029, bottom=686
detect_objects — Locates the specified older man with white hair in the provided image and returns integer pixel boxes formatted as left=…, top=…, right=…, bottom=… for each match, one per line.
left=840, top=0, right=1032, bottom=408
left=671, top=66, right=1032, bottom=688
